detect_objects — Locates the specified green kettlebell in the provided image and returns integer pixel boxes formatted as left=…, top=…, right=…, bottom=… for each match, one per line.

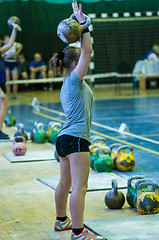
left=90, top=145, right=101, bottom=170
left=4, top=110, right=16, bottom=127
left=49, top=123, right=62, bottom=144
left=33, top=123, right=48, bottom=143
left=110, top=143, right=122, bottom=169
left=126, top=175, right=145, bottom=208
left=105, top=179, right=125, bottom=209
left=14, top=123, right=28, bottom=141
left=94, top=146, right=114, bottom=173
left=136, top=182, right=159, bottom=215
left=133, top=179, right=153, bottom=208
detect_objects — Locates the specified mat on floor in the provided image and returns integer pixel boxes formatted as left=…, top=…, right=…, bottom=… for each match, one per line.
left=84, top=214, right=159, bottom=240
left=3, top=150, right=55, bottom=163
left=37, top=172, right=128, bottom=192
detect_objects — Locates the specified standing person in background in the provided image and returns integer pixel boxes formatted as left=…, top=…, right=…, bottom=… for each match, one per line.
left=144, top=44, right=159, bottom=61
left=0, top=25, right=18, bottom=139
left=17, top=53, right=28, bottom=80
left=3, top=36, right=23, bottom=99
left=50, top=1, right=105, bottom=240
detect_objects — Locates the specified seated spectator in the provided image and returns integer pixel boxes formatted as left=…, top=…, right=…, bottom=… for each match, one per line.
left=18, top=54, right=28, bottom=80
left=29, top=53, right=46, bottom=79
left=144, top=44, right=159, bottom=61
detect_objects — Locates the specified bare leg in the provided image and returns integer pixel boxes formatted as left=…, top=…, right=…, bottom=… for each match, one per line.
left=55, top=156, right=71, bottom=217
left=12, top=70, right=18, bottom=98
left=68, top=152, right=90, bottom=228
left=0, top=94, right=8, bottom=131
left=5, top=70, right=11, bottom=96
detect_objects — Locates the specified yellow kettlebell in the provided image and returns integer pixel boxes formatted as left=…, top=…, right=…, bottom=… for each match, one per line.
left=116, top=145, right=135, bottom=171
left=136, top=182, right=159, bottom=215
left=110, top=143, right=122, bottom=169
left=89, top=136, right=106, bottom=154
left=47, top=121, right=55, bottom=141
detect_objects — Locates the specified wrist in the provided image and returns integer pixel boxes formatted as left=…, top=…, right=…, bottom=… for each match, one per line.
left=80, top=20, right=86, bottom=25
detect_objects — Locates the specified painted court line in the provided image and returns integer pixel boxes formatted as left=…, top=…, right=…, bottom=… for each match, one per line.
left=37, top=105, right=159, bottom=145
left=33, top=111, right=159, bottom=156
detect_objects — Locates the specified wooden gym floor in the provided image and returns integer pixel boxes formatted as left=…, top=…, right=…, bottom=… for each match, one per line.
left=1, top=85, right=159, bottom=239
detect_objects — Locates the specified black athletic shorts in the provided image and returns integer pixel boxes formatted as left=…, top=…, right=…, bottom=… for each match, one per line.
left=56, top=134, right=91, bottom=157
left=0, top=83, right=7, bottom=94
left=4, top=61, right=18, bottom=71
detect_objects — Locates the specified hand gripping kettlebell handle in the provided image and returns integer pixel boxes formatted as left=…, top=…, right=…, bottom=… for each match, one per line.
left=11, top=23, right=22, bottom=32
left=70, top=13, right=91, bottom=30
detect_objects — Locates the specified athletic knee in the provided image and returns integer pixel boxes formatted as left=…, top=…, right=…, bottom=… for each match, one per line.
left=72, top=184, right=88, bottom=195
left=59, top=179, right=71, bottom=190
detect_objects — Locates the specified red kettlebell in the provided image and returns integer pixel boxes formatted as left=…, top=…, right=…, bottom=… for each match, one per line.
left=13, top=136, right=26, bottom=156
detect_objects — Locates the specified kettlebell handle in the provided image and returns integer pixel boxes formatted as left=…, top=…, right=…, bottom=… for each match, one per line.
left=127, top=175, right=145, bottom=187
left=51, top=122, right=62, bottom=129
left=91, top=136, right=106, bottom=144
left=137, top=182, right=159, bottom=192
left=117, top=145, right=133, bottom=154
left=36, top=123, right=44, bottom=130
left=90, top=144, right=101, bottom=152
left=95, top=146, right=111, bottom=156
left=110, top=143, right=122, bottom=152
left=18, top=123, right=24, bottom=129
left=70, top=13, right=91, bottom=29
left=134, top=178, right=151, bottom=189
left=112, top=179, right=118, bottom=194
left=13, top=136, right=26, bottom=143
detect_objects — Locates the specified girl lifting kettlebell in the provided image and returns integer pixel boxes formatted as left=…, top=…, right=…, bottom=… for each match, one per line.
left=50, top=1, right=105, bottom=240
left=0, top=20, right=20, bottom=140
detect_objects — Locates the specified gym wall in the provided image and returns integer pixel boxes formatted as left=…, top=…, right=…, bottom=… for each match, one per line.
left=0, top=0, right=159, bottom=69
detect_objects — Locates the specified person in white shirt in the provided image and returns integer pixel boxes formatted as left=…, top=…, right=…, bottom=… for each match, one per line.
left=3, top=36, right=23, bottom=99
left=144, top=44, right=159, bottom=62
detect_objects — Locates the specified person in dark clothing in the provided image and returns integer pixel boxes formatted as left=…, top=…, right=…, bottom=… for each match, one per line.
left=17, top=54, right=28, bottom=80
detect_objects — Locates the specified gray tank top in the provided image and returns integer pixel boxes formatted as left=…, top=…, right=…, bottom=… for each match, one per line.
left=58, top=70, right=93, bottom=143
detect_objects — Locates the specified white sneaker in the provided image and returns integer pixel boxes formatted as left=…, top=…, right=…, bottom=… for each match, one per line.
left=70, top=230, right=106, bottom=240
left=54, top=217, right=72, bottom=231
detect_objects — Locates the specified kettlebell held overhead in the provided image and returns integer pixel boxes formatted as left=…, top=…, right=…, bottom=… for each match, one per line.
left=57, top=13, right=91, bottom=43
left=7, top=16, right=22, bottom=31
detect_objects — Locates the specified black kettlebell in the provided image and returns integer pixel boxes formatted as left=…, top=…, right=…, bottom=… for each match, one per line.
left=104, top=179, right=125, bottom=209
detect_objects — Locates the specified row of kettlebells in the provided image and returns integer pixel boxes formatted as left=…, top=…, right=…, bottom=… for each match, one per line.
left=30, top=121, right=62, bottom=144
left=13, top=122, right=62, bottom=156
left=105, top=176, right=159, bottom=215
left=89, top=136, right=135, bottom=173
left=126, top=175, right=159, bottom=215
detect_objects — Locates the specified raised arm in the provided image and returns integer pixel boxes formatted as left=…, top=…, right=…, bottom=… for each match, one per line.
left=72, top=1, right=92, bottom=80
left=0, top=26, right=18, bottom=54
